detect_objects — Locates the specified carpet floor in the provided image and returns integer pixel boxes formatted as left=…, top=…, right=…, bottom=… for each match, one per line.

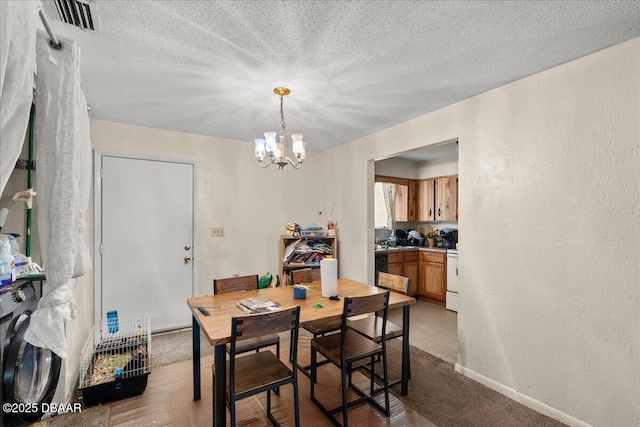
left=381, top=342, right=565, bottom=427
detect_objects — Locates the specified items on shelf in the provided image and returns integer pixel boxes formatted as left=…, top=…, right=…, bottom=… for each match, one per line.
left=284, top=221, right=300, bottom=237
left=283, top=239, right=333, bottom=266
left=300, top=223, right=325, bottom=237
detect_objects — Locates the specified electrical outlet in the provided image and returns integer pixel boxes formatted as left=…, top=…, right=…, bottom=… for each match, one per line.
left=211, top=227, right=225, bottom=237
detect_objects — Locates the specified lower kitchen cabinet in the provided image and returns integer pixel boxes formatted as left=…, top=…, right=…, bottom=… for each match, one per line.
left=419, top=252, right=446, bottom=301
left=387, top=252, right=404, bottom=276
left=403, top=251, right=419, bottom=296
left=384, top=251, right=418, bottom=295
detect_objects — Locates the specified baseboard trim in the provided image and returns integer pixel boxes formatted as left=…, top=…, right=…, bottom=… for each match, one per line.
left=454, top=364, right=592, bottom=427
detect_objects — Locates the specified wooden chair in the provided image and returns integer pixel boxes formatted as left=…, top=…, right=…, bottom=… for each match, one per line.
left=347, top=271, right=411, bottom=387
left=289, top=268, right=342, bottom=367
left=310, top=291, right=391, bottom=427
left=213, top=306, right=301, bottom=427
left=213, top=275, right=281, bottom=358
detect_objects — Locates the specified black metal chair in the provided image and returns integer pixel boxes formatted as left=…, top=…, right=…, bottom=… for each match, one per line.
left=310, top=291, right=391, bottom=427
left=347, top=271, right=412, bottom=387
left=213, top=306, right=301, bottom=427
left=288, top=268, right=342, bottom=371
left=213, top=275, right=281, bottom=358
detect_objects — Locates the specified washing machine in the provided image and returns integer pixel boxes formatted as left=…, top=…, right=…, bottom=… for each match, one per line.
left=1, top=281, right=61, bottom=426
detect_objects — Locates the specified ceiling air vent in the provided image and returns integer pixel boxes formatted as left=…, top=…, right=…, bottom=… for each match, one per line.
left=43, top=0, right=100, bottom=32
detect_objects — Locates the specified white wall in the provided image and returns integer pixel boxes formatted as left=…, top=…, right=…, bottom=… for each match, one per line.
left=89, top=120, right=324, bottom=293
left=417, top=155, right=458, bottom=179
left=374, top=157, right=418, bottom=179
left=321, top=38, right=640, bottom=427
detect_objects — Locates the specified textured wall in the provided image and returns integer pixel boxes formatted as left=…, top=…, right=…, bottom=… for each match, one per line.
left=321, top=38, right=640, bottom=426
left=416, top=155, right=458, bottom=179
left=375, top=157, right=419, bottom=179
left=89, top=120, right=324, bottom=293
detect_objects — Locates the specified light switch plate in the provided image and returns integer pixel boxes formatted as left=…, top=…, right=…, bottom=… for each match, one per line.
left=211, top=227, right=225, bottom=237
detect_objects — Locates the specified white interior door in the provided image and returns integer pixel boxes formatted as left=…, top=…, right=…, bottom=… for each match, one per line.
left=98, top=154, right=195, bottom=332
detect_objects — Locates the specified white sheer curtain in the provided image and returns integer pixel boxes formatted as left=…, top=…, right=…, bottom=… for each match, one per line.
left=382, top=183, right=395, bottom=230
left=24, top=31, right=92, bottom=359
left=0, top=1, right=37, bottom=197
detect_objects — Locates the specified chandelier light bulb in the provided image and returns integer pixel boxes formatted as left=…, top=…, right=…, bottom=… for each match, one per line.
left=254, top=138, right=266, bottom=160
left=264, top=132, right=277, bottom=154
left=292, top=134, right=305, bottom=156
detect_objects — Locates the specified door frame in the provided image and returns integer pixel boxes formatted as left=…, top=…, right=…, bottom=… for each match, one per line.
left=93, top=150, right=201, bottom=324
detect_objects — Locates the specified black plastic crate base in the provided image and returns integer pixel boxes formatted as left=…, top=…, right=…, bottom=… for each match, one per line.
left=80, top=373, right=149, bottom=406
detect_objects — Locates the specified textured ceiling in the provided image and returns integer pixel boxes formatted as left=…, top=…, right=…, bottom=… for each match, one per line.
left=43, top=1, right=640, bottom=152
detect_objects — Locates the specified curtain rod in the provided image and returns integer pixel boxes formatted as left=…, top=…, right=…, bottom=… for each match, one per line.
left=38, top=8, right=62, bottom=50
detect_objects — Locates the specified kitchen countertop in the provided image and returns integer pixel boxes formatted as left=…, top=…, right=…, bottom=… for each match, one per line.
left=375, top=246, right=448, bottom=254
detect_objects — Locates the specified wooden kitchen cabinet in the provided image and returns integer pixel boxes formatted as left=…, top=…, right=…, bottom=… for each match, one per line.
left=375, top=175, right=417, bottom=223
left=403, top=251, right=419, bottom=296
left=394, top=182, right=417, bottom=222
left=418, top=179, right=436, bottom=221
left=407, top=180, right=417, bottom=221
left=394, top=184, right=408, bottom=222
left=387, top=252, right=404, bottom=276
left=418, top=175, right=458, bottom=222
left=419, top=251, right=446, bottom=302
left=383, top=251, right=418, bottom=295
left=435, top=175, right=458, bottom=222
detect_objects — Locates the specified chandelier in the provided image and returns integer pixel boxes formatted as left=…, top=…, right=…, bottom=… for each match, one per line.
left=254, top=87, right=306, bottom=170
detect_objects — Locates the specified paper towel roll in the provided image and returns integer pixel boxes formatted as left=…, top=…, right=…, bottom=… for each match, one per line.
left=320, top=258, right=338, bottom=297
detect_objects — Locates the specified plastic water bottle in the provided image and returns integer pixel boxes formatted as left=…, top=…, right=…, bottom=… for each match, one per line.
left=0, top=239, right=15, bottom=286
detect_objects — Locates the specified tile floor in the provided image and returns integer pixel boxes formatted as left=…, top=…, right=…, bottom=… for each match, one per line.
left=388, top=299, right=458, bottom=365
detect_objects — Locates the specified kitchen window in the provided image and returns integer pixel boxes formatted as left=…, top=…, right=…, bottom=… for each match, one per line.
left=374, top=182, right=395, bottom=229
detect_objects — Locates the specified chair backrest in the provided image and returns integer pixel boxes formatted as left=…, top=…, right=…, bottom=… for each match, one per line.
left=229, top=306, right=301, bottom=380
left=231, top=306, right=300, bottom=342
left=290, top=268, right=321, bottom=285
left=377, top=272, right=411, bottom=295
left=340, top=291, right=390, bottom=358
left=213, top=274, right=259, bottom=295
left=343, top=291, right=390, bottom=319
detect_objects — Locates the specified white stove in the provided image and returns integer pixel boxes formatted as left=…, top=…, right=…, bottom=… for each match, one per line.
left=446, top=249, right=459, bottom=312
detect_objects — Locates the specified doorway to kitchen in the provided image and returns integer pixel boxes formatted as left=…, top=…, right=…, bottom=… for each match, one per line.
left=372, top=140, right=459, bottom=365
left=94, top=151, right=200, bottom=332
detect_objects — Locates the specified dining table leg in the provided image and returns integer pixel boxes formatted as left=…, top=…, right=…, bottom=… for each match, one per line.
left=192, top=315, right=201, bottom=400
left=401, top=305, right=411, bottom=396
left=214, top=343, right=226, bottom=427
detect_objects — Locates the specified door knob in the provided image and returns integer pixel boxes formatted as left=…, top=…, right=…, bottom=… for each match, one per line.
left=184, top=245, right=191, bottom=250
left=184, top=256, right=192, bottom=263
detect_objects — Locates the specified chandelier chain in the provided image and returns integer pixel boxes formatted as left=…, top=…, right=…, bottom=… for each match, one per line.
left=279, top=95, right=287, bottom=136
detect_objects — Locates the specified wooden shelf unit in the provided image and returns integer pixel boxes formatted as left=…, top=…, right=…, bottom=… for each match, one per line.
left=280, top=235, right=338, bottom=284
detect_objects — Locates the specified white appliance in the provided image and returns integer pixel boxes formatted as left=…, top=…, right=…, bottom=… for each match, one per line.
left=446, top=249, right=459, bottom=312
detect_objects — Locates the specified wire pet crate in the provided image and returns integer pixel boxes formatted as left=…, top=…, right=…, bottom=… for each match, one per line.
left=79, top=313, right=151, bottom=406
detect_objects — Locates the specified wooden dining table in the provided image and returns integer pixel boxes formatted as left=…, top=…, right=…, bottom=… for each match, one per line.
left=188, top=278, right=415, bottom=427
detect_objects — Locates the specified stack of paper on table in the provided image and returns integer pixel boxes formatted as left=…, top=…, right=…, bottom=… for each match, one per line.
left=236, top=297, right=281, bottom=314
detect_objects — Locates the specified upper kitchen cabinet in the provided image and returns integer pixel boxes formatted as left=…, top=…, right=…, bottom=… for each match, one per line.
left=394, top=181, right=417, bottom=221
left=418, top=175, right=458, bottom=222
left=376, top=176, right=417, bottom=222
left=435, top=175, right=458, bottom=222
left=418, top=179, right=436, bottom=221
